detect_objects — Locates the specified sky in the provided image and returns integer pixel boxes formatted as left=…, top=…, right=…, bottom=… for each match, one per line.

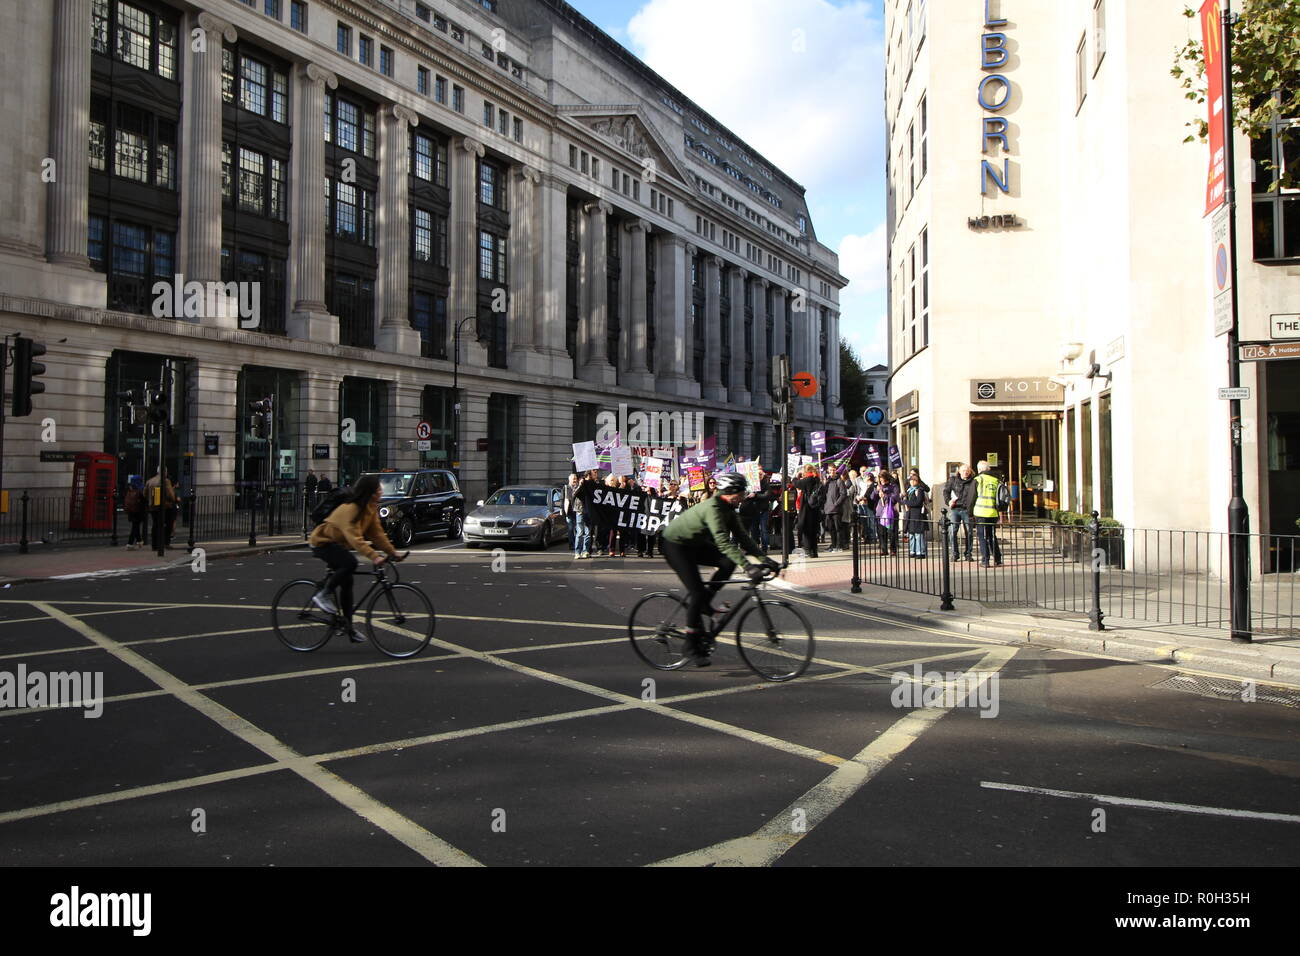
left=572, top=0, right=888, bottom=369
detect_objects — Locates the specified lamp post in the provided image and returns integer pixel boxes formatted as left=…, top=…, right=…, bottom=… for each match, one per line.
left=452, top=315, right=477, bottom=477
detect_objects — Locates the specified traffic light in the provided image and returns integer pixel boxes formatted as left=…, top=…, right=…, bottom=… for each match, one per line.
left=117, top=389, right=143, bottom=434
left=771, top=353, right=792, bottom=425
left=10, top=337, right=47, bottom=417
left=147, top=388, right=170, bottom=427
left=248, top=398, right=273, bottom=441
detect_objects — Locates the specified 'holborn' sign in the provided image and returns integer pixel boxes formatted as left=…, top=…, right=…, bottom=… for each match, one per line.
left=979, top=0, right=1015, bottom=196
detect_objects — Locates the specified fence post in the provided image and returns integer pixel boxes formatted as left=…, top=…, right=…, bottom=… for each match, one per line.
left=248, top=488, right=258, bottom=548
left=187, top=494, right=197, bottom=552
left=940, top=509, right=955, bottom=611
left=19, top=490, right=29, bottom=555
left=1088, top=510, right=1106, bottom=631
left=108, top=487, right=118, bottom=548
left=302, top=489, right=309, bottom=540
left=850, top=511, right=861, bottom=593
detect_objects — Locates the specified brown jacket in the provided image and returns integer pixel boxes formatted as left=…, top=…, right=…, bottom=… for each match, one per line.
left=308, top=501, right=396, bottom=562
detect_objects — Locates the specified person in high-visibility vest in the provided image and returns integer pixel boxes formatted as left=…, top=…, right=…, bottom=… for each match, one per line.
left=972, top=461, right=1004, bottom=567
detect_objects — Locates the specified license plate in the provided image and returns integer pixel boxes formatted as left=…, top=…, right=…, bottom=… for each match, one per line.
left=485, top=528, right=509, bottom=535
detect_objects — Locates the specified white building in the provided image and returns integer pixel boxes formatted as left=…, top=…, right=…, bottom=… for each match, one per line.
left=884, top=0, right=1299, bottom=562
left=0, top=0, right=846, bottom=505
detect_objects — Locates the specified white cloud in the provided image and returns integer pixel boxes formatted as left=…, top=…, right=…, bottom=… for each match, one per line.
left=837, top=225, right=886, bottom=294
left=835, top=224, right=888, bottom=367
left=626, top=0, right=882, bottom=200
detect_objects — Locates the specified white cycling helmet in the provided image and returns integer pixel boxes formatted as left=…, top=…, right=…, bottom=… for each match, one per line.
left=713, top=473, right=748, bottom=495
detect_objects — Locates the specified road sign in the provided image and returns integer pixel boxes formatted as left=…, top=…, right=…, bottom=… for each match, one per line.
left=1271, top=314, right=1300, bottom=339
left=416, top=439, right=432, bottom=451
left=791, top=373, right=818, bottom=398
left=416, top=420, right=433, bottom=440
left=1240, top=342, right=1300, bottom=362
left=1211, top=205, right=1232, bottom=336
left=864, top=405, right=886, bottom=426
left=1218, top=387, right=1250, bottom=400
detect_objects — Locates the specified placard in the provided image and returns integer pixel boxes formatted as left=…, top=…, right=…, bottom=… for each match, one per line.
left=572, top=441, right=598, bottom=471
left=609, top=445, right=634, bottom=477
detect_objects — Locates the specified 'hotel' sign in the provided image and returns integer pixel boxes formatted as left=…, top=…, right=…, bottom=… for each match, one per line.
left=970, top=378, right=1064, bottom=404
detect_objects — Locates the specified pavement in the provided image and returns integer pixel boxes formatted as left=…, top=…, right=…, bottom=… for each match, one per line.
left=775, top=551, right=1300, bottom=686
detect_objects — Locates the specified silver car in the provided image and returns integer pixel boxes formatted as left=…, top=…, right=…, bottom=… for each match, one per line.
left=463, top=485, right=567, bottom=549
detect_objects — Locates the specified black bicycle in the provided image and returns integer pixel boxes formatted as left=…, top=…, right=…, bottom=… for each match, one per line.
left=627, top=567, right=814, bottom=681
left=271, top=552, right=435, bottom=658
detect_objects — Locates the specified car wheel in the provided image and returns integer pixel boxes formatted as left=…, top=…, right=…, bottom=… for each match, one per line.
left=393, top=518, right=414, bottom=549
left=445, top=514, right=463, bottom=540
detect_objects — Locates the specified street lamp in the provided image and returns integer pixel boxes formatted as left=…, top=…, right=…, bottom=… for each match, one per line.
left=452, top=316, right=480, bottom=475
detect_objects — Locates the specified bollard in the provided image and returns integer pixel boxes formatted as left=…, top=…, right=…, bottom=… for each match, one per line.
left=850, top=512, right=861, bottom=593
left=939, top=509, right=955, bottom=611
left=19, top=490, right=29, bottom=554
left=1088, top=510, right=1105, bottom=631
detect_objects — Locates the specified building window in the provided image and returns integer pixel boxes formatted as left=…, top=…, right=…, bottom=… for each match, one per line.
left=415, top=3, right=431, bottom=22
left=1093, top=0, right=1106, bottom=73
left=452, top=85, right=464, bottom=113
left=434, top=75, right=447, bottom=104
left=380, top=46, right=393, bottom=77
left=359, top=35, right=373, bottom=67
left=417, top=66, right=429, bottom=95
left=94, top=1, right=178, bottom=80
left=291, top=1, right=307, bottom=32
left=337, top=23, right=351, bottom=56
left=329, top=275, right=376, bottom=349
left=919, top=95, right=928, bottom=183
left=478, top=231, right=507, bottom=283
left=1251, top=108, right=1300, bottom=260
left=412, top=292, right=448, bottom=359
left=569, top=145, right=577, bottom=168
left=512, top=117, right=522, bottom=143
left=499, top=109, right=509, bottom=136
left=478, top=160, right=506, bottom=210
left=1080, top=400, right=1094, bottom=514
left=482, top=42, right=494, bottom=61
left=1075, top=34, right=1087, bottom=111
left=477, top=0, right=498, bottom=12
left=326, top=93, right=376, bottom=158
left=483, top=101, right=494, bottom=128
left=328, top=179, right=376, bottom=246
left=413, top=208, right=434, bottom=262
left=264, top=0, right=281, bottom=19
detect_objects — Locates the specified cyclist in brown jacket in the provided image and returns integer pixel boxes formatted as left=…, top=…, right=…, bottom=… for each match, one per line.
left=307, top=474, right=401, bottom=642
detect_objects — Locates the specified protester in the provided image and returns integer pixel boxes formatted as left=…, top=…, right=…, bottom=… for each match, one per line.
left=973, top=460, right=1005, bottom=567
left=123, top=477, right=147, bottom=550
left=794, top=464, right=823, bottom=558
left=563, top=473, right=588, bottom=559
left=144, top=467, right=179, bottom=549
left=945, top=463, right=978, bottom=561
left=875, top=471, right=900, bottom=556
left=903, top=472, right=929, bottom=558
left=823, top=469, right=851, bottom=553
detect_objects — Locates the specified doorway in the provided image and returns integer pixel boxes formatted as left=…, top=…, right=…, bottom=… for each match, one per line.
left=969, top=412, right=1062, bottom=516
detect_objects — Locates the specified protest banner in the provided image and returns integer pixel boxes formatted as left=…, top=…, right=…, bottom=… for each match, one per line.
left=588, top=486, right=683, bottom=534
left=643, top=457, right=664, bottom=490
left=572, top=441, right=598, bottom=471
left=739, top=460, right=762, bottom=492
left=686, top=466, right=706, bottom=493
left=610, top=445, right=634, bottom=476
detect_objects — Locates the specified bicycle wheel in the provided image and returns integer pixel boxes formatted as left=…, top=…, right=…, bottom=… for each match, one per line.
left=734, top=600, right=814, bottom=682
left=272, top=580, right=336, bottom=652
left=628, top=591, right=691, bottom=670
left=366, top=583, right=436, bottom=658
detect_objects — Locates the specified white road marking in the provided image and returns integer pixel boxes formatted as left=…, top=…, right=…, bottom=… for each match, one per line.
left=28, top=602, right=482, bottom=867
left=649, top=646, right=1017, bottom=866
left=979, top=781, right=1300, bottom=824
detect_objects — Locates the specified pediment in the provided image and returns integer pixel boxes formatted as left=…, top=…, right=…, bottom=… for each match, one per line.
left=563, top=106, right=690, bottom=186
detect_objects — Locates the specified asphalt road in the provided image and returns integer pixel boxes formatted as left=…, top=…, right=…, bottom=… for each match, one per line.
left=0, top=541, right=1296, bottom=868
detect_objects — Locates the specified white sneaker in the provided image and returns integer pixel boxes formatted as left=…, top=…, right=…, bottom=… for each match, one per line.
left=311, top=591, right=338, bottom=615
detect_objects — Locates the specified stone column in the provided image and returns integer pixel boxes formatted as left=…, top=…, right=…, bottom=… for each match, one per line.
left=299, top=368, right=343, bottom=485
left=46, top=0, right=93, bottom=269
left=728, top=267, right=750, bottom=406
left=190, top=360, right=241, bottom=494
left=655, top=234, right=694, bottom=397
left=508, top=165, right=548, bottom=373
left=377, top=105, right=420, bottom=353
left=578, top=199, right=615, bottom=384
left=789, top=287, right=810, bottom=419
left=772, top=285, right=789, bottom=403
left=533, top=173, right=572, bottom=376
left=623, top=218, right=654, bottom=391
left=389, top=380, right=424, bottom=470
left=458, top=385, right=492, bottom=508
left=753, top=278, right=770, bottom=411
left=288, top=63, right=338, bottom=343
left=450, top=136, right=486, bottom=367
left=702, top=256, right=725, bottom=402
left=828, top=310, right=843, bottom=423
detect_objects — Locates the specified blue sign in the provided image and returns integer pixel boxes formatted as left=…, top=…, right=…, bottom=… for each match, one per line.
left=888, top=445, right=903, bottom=470
left=865, top=406, right=886, bottom=427
left=810, top=430, right=827, bottom=454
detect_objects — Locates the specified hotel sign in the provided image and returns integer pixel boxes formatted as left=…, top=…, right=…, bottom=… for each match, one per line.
left=970, top=378, right=1064, bottom=404
left=979, top=0, right=1015, bottom=197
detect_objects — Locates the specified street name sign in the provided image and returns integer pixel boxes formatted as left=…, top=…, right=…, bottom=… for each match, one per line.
left=1240, top=343, right=1300, bottom=362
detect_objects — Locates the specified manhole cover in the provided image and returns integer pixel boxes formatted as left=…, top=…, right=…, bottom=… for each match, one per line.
left=1150, top=673, right=1300, bottom=708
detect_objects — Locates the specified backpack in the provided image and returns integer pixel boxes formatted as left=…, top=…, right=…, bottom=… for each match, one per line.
left=310, top=488, right=350, bottom=526
left=124, top=488, right=143, bottom=515
left=807, top=482, right=827, bottom=510
left=996, top=481, right=1011, bottom=512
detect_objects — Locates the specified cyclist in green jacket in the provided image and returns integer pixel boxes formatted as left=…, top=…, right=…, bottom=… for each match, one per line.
left=661, top=472, right=781, bottom=665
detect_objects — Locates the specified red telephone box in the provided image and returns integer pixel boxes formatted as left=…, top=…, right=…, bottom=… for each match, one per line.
left=69, top=453, right=118, bottom=530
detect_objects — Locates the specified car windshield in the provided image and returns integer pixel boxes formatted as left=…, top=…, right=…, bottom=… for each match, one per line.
left=376, top=473, right=418, bottom=497
left=486, top=489, right=549, bottom=507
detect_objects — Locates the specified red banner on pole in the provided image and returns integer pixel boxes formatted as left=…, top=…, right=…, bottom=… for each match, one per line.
left=1201, top=0, right=1227, bottom=215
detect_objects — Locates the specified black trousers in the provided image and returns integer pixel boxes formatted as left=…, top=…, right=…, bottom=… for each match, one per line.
left=828, top=515, right=845, bottom=550
left=798, top=508, right=821, bottom=556
left=660, top=538, right=736, bottom=631
left=313, top=543, right=358, bottom=618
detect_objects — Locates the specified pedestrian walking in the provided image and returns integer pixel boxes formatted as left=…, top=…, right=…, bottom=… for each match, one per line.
left=972, top=460, right=1005, bottom=567
left=795, top=465, right=823, bottom=558
left=823, top=470, right=850, bottom=552
left=123, top=477, right=147, bottom=549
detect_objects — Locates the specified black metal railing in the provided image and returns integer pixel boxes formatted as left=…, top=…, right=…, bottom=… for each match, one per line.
left=849, top=510, right=1299, bottom=641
